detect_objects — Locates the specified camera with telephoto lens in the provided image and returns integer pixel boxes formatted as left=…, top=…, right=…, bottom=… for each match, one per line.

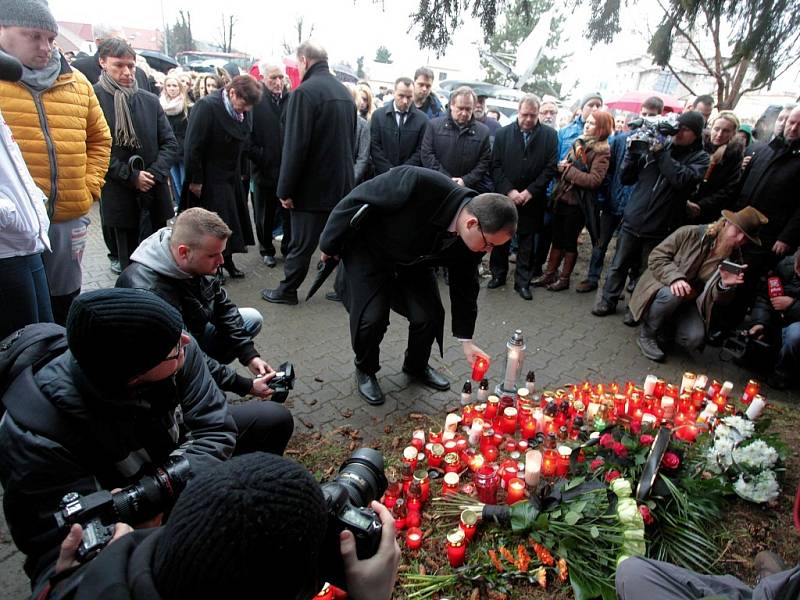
left=320, top=448, right=388, bottom=590
left=627, top=113, right=681, bottom=155
left=267, top=361, right=295, bottom=403
left=53, top=456, right=192, bottom=562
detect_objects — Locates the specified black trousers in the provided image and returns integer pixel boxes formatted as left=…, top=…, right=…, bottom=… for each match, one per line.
left=276, top=211, right=329, bottom=295
left=252, top=182, right=291, bottom=258
left=490, top=205, right=542, bottom=287
left=113, top=227, right=141, bottom=271
left=102, top=224, right=118, bottom=261
left=551, top=203, right=585, bottom=253
left=600, top=229, right=660, bottom=306
left=229, top=400, right=294, bottom=456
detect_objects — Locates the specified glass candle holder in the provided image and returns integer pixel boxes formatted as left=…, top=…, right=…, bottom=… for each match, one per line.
left=406, top=509, right=421, bottom=529
left=406, top=527, right=423, bottom=551
left=402, top=446, right=418, bottom=471
left=442, top=471, right=460, bottom=495
left=486, top=395, right=500, bottom=421
left=459, top=509, right=478, bottom=541
left=500, top=406, right=518, bottom=435
left=428, top=424, right=443, bottom=444
left=556, top=445, right=572, bottom=477
left=443, top=452, right=461, bottom=474
left=474, top=464, right=500, bottom=504
left=542, top=449, right=557, bottom=478
left=411, top=429, right=426, bottom=451
left=506, top=478, right=526, bottom=504
left=428, top=443, right=445, bottom=469
left=471, top=356, right=490, bottom=381
left=742, top=380, right=759, bottom=405
left=413, top=469, right=430, bottom=503
left=446, top=528, right=467, bottom=567
left=482, top=444, right=498, bottom=463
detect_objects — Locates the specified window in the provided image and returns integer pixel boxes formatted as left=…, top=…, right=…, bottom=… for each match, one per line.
left=653, top=69, right=678, bottom=95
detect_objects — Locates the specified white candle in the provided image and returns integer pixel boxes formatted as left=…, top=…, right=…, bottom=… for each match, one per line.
left=586, top=402, right=600, bottom=420
left=643, top=374, right=658, bottom=396
left=660, top=396, right=675, bottom=419
left=720, top=381, right=734, bottom=398
left=445, top=413, right=461, bottom=433
left=746, top=395, right=766, bottom=421
left=680, top=372, right=696, bottom=393
left=469, top=418, right=485, bottom=446
left=641, top=413, right=658, bottom=428
left=504, top=348, right=521, bottom=391
left=517, top=388, right=530, bottom=403
left=442, top=431, right=456, bottom=442
left=694, top=374, right=708, bottom=390
left=524, top=450, right=542, bottom=488
left=532, top=407, right=544, bottom=433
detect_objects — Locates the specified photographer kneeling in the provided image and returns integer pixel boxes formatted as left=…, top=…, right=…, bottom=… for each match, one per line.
left=43, top=453, right=401, bottom=600
left=0, top=289, right=293, bottom=590
left=627, top=208, right=767, bottom=362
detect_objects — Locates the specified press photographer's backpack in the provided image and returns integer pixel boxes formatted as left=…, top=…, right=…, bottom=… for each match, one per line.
left=0, top=322, right=68, bottom=415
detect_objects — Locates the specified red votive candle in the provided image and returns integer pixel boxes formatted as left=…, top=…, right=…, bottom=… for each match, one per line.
left=500, top=407, right=518, bottom=435
left=406, top=527, right=423, bottom=551
left=428, top=424, right=443, bottom=444
left=556, top=446, right=572, bottom=477
left=406, top=509, right=421, bottom=529
left=411, top=430, right=425, bottom=451
left=474, top=464, right=500, bottom=504
left=506, top=478, right=526, bottom=504
left=446, top=528, right=467, bottom=567
left=315, top=583, right=334, bottom=599
left=428, top=443, right=445, bottom=468
left=482, top=444, right=498, bottom=463
left=486, top=395, right=500, bottom=421
left=443, top=452, right=461, bottom=474
left=459, top=509, right=478, bottom=541
left=402, top=446, right=418, bottom=471
left=542, top=449, right=557, bottom=478
left=442, top=472, right=460, bottom=495
left=471, top=356, right=490, bottom=381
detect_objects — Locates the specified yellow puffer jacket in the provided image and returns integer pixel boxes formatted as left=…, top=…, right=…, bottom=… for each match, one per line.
left=0, top=58, right=111, bottom=223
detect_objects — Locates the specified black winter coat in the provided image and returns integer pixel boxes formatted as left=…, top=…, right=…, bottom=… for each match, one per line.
left=621, top=140, right=710, bottom=239
left=166, top=111, right=188, bottom=162
left=320, top=166, right=483, bottom=351
left=0, top=343, right=235, bottom=582
left=689, top=136, right=744, bottom=223
left=749, top=255, right=800, bottom=333
left=736, top=136, right=800, bottom=248
left=421, top=114, right=492, bottom=191
left=183, top=90, right=254, bottom=252
left=94, top=86, right=177, bottom=229
left=491, top=121, right=558, bottom=231
left=370, top=101, right=427, bottom=175
left=249, top=85, right=289, bottom=190
left=277, top=61, right=356, bottom=212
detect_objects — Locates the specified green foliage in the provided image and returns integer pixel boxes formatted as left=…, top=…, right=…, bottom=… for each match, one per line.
left=374, top=45, right=393, bottom=64
left=480, top=0, right=566, bottom=97
left=165, top=10, right=195, bottom=55
left=356, top=56, right=365, bottom=79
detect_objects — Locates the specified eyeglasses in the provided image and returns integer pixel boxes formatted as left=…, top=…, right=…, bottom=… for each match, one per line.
left=477, top=222, right=495, bottom=250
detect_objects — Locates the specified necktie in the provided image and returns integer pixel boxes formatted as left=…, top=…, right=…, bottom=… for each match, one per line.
left=523, top=131, right=530, bottom=147
left=398, top=112, right=407, bottom=127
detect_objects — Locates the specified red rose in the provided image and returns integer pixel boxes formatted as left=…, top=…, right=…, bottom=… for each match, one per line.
left=612, top=442, right=628, bottom=458
left=639, top=434, right=654, bottom=445
left=661, top=451, right=680, bottom=470
left=590, top=458, right=604, bottom=470
left=630, top=420, right=642, bottom=434
left=605, top=470, right=621, bottom=483
left=639, top=505, right=654, bottom=525
left=576, top=451, right=586, bottom=463
left=599, top=433, right=615, bottom=448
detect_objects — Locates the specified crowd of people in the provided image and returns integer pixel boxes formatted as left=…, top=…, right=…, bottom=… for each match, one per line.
left=1, top=0, right=799, bottom=597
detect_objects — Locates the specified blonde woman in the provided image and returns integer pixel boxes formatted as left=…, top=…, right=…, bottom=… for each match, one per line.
left=160, top=75, right=190, bottom=203
left=357, top=83, right=375, bottom=121
left=345, top=83, right=371, bottom=184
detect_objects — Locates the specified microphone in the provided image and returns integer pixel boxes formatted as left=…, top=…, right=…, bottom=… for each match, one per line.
left=0, top=51, right=23, bottom=83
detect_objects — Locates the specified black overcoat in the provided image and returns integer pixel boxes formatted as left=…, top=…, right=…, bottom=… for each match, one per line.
left=182, top=90, right=255, bottom=252
left=94, top=85, right=177, bottom=230
left=369, top=101, right=427, bottom=175
left=319, top=166, right=483, bottom=356
left=249, top=85, right=289, bottom=191
left=491, top=121, right=558, bottom=233
left=277, top=61, right=356, bottom=212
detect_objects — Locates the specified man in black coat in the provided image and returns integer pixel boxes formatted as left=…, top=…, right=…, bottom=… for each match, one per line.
left=421, top=86, right=492, bottom=192
left=262, top=41, right=356, bottom=305
left=93, top=39, right=177, bottom=270
left=319, top=166, right=517, bottom=405
left=249, top=61, right=291, bottom=268
left=370, top=76, right=427, bottom=175
left=489, top=95, right=558, bottom=299
left=593, top=111, right=710, bottom=316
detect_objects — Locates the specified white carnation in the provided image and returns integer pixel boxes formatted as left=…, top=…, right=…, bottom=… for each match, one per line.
left=732, top=440, right=779, bottom=470
left=733, top=471, right=780, bottom=503
left=720, top=416, right=755, bottom=440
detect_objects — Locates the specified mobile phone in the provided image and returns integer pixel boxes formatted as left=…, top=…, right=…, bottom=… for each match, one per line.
left=720, top=260, right=744, bottom=275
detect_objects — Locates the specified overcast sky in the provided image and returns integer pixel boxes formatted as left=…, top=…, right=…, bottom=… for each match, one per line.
left=48, top=0, right=658, bottom=95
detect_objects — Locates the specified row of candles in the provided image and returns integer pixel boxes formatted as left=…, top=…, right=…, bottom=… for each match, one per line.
left=389, top=369, right=767, bottom=565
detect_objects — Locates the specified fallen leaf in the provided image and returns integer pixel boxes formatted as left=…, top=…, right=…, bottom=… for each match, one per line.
left=470, top=588, right=481, bottom=600
left=409, top=413, right=426, bottom=420
left=299, top=418, right=314, bottom=429
left=341, top=408, right=353, bottom=418
left=418, top=564, right=426, bottom=576
left=391, top=436, right=401, bottom=449
left=305, top=398, right=318, bottom=406
left=384, top=425, right=393, bottom=434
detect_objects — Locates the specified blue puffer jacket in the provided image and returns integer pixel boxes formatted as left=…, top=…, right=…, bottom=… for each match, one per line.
left=557, top=116, right=585, bottom=160
left=597, top=131, right=635, bottom=216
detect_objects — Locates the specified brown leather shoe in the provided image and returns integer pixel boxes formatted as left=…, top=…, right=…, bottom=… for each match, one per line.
left=546, top=278, right=570, bottom=292
left=575, top=279, right=598, bottom=293
left=532, top=271, right=557, bottom=287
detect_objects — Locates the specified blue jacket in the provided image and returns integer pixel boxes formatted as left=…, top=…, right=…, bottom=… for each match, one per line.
left=598, top=131, right=634, bottom=216
left=557, top=116, right=585, bottom=160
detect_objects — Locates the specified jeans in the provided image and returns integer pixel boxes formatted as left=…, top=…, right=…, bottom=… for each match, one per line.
left=601, top=228, right=659, bottom=306
left=641, top=287, right=706, bottom=351
left=170, top=164, right=185, bottom=207
left=200, top=307, right=263, bottom=365
left=777, top=321, right=800, bottom=375
left=586, top=212, right=622, bottom=283
left=0, top=253, right=54, bottom=339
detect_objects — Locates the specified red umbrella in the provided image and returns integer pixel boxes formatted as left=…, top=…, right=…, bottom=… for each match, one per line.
left=605, top=90, right=685, bottom=114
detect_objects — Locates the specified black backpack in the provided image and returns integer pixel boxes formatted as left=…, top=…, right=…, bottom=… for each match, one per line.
left=0, top=323, right=68, bottom=412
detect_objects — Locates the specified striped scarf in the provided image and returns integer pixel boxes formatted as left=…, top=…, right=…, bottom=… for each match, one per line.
left=98, top=70, right=141, bottom=149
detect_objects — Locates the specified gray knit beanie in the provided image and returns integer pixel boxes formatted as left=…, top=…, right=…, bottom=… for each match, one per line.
left=579, top=92, right=603, bottom=109
left=0, top=0, right=58, bottom=34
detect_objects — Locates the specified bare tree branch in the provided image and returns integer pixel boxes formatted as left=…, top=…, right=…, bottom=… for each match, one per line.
left=655, top=0, right=717, bottom=79
left=666, top=63, right=697, bottom=97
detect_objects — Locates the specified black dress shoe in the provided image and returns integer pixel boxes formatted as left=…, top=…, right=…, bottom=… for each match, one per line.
left=487, top=277, right=506, bottom=289
left=514, top=284, right=533, bottom=300
left=325, top=290, right=342, bottom=302
left=355, top=369, right=385, bottom=405
left=591, top=301, right=616, bottom=316
left=637, top=334, right=665, bottom=362
left=622, top=309, right=639, bottom=327
left=261, top=288, right=298, bottom=305
left=402, top=364, right=451, bottom=391
left=262, top=255, right=277, bottom=268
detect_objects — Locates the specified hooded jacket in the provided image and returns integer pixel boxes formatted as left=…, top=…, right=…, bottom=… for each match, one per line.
left=0, top=341, right=235, bottom=582
left=0, top=53, right=111, bottom=222
left=116, top=228, right=259, bottom=369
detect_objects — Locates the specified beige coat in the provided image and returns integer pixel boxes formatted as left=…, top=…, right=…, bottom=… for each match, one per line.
left=628, top=224, right=734, bottom=332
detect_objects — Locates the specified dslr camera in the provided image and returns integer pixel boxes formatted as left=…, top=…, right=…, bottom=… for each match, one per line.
left=320, top=448, right=388, bottom=590
left=267, top=361, right=295, bottom=403
left=722, top=329, right=773, bottom=369
left=627, top=113, right=681, bottom=155
left=53, top=456, right=192, bottom=562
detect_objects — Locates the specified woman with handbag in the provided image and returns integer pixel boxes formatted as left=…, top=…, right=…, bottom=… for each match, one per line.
left=534, top=110, right=613, bottom=291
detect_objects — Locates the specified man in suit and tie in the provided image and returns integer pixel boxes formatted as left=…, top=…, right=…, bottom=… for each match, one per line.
left=370, top=77, right=428, bottom=175
left=488, top=94, right=559, bottom=300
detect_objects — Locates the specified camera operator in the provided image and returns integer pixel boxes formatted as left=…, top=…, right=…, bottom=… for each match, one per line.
left=748, top=249, right=800, bottom=389
left=41, top=453, right=401, bottom=600
left=627, top=207, right=766, bottom=362
left=592, top=111, right=710, bottom=317
left=117, top=207, right=278, bottom=399
left=0, top=288, right=293, bottom=589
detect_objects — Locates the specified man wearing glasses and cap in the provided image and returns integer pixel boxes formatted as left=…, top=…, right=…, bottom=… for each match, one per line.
left=319, top=166, right=517, bottom=405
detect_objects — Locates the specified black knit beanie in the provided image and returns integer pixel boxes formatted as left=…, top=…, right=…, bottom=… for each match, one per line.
left=153, top=453, right=329, bottom=599
left=678, top=110, right=706, bottom=138
left=66, top=288, right=183, bottom=385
